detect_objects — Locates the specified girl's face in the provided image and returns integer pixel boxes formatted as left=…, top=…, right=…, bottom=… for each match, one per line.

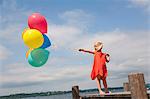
left=94, top=45, right=98, bottom=51
left=94, top=44, right=103, bottom=51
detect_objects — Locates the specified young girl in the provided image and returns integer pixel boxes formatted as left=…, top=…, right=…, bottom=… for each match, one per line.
left=79, top=41, right=110, bottom=95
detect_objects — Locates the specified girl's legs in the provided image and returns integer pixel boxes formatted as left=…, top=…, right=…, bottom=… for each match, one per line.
left=96, top=75, right=105, bottom=95
left=102, top=77, right=108, bottom=93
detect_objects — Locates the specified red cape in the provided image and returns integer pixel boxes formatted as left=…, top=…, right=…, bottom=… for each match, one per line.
left=91, top=52, right=108, bottom=80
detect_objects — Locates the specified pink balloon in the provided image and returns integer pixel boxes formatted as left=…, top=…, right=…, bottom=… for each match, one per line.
left=28, top=13, right=47, bottom=34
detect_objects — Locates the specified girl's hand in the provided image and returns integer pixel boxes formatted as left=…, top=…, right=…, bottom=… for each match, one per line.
left=106, top=54, right=110, bottom=63
left=79, top=49, right=84, bottom=51
left=78, top=49, right=95, bottom=54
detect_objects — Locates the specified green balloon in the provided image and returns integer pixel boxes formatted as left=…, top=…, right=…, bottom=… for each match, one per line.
left=28, top=48, right=49, bottom=67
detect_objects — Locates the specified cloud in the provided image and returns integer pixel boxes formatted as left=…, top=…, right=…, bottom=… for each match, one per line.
left=48, top=24, right=82, bottom=47
left=48, top=9, right=94, bottom=48
left=128, top=0, right=150, bottom=12
left=0, top=0, right=32, bottom=42
left=0, top=62, right=91, bottom=95
left=129, top=0, right=150, bottom=7
left=1, top=81, right=43, bottom=89
left=59, top=9, right=94, bottom=28
left=0, top=44, right=13, bottom=60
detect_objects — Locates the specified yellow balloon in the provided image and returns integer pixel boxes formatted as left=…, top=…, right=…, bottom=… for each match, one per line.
left=23, top=29, right=44, bottom=48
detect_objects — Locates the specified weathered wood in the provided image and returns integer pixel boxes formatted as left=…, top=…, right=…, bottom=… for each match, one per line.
left=80, top=92, right=131, bottom=99
left=123, top=82, right=130, bottom=91
left=72, top=86, right=80, bottom=99
left=80, top=93, right=150, bottom=99
left=81, top=96, right=130, bottom=99
left=128, top=73, right=148, bottom=99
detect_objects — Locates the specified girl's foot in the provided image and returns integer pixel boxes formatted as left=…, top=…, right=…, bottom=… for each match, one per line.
left=105, top=91, right=111, bottom=95
left=105, top=91, right=111, bottom=93
left=99, top=91, right=105, bottom=95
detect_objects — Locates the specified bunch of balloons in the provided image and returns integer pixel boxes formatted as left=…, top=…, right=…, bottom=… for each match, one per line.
left=22, top=13, right=51, bottom=67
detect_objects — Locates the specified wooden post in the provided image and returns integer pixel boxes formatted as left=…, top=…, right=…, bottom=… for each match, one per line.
left=72, top=86, right=80, bottom=99
left=123, top=82, right=130, bottom=91
left=128, top=73, right=148, bottom=99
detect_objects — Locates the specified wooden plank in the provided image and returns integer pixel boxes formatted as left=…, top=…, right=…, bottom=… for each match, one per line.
left=128, top=73, right=148, bottom=99
left=72, top=86, right=80, bottom=99
left=80, top=93, right=150, bottom=99
left=80, top=92, right=131, bottom=99
left=84, top=91, right=131, bottom=96
left=123, top=82, right=130, bottom=91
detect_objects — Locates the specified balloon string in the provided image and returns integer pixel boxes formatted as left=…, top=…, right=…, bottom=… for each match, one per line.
left=50, top=44, right=57, bottom=49
left=51, top=45, right=80, bottom=55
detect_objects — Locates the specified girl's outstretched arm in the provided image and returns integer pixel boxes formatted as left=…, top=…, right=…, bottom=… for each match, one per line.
left=78, top=49, right=95, bottom=54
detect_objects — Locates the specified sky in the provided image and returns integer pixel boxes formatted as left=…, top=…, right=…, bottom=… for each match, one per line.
left=0, top=0, right=150, bottom=96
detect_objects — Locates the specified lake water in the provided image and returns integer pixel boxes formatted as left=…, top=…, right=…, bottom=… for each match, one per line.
left=22, top=88, right=124, bottom=99
left=22, top=93, right=72, bottom=99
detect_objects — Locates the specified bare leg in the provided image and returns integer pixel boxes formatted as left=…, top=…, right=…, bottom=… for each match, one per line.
left=102, top=78, right=108, bottom=93
left=96, top=75, right=105, bottom=95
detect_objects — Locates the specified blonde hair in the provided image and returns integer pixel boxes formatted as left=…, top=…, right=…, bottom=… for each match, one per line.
left=94, top=41, right=103, bottom=51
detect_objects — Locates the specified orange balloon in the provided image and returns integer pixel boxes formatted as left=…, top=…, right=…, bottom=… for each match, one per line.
left=26, top=48, right=33, bottom=58
left=22, top=28, right=29, bottom=39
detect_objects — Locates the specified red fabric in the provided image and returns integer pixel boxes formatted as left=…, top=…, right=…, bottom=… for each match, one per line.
left=91, top=51, right=108, bottom=80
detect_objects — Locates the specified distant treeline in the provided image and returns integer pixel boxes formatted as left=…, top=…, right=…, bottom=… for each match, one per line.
left=0, top=91, right=71, bottom=99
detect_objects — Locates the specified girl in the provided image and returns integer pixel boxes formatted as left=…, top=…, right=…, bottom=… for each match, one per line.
left=79, top=41, right=110, bottom=95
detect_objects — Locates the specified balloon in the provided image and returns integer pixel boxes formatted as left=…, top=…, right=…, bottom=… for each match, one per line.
left=26, top=48, right=33, bottom=58
left=28, top=48, right=49, bottom=67
left=28, top=13, right=47, bottom=33
left=40, top=34, right=51, bottom=49
left=23, top=29, right=44, bottom=48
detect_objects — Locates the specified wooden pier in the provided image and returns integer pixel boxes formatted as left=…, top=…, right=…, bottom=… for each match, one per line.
left=72, top=73, right=150, bottom=99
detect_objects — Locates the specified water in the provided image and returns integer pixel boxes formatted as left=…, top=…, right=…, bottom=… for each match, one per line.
left=21, top=92, right=99, bottom=99
left=1, top=88, right=124, bottom=99
left=22, top=93, right=72, bottom=99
